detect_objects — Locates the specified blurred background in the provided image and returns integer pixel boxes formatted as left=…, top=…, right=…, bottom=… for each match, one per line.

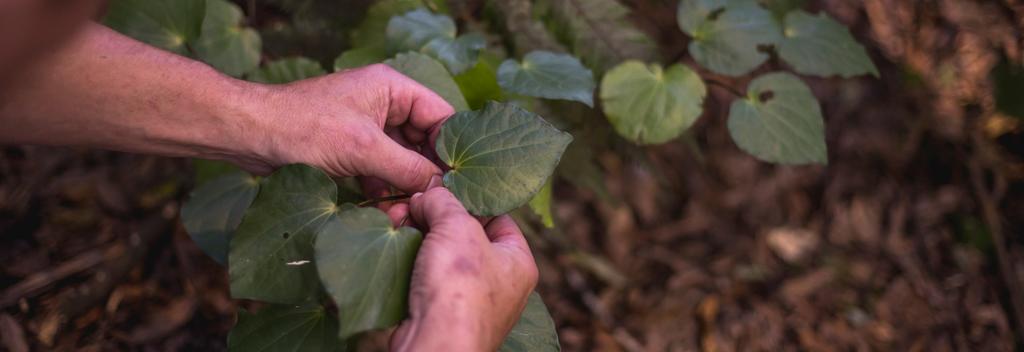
left=2, top=0, right=1024, bottom=350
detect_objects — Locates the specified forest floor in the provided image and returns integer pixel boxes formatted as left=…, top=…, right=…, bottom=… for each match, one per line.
left=2, top=0, right=1024, bottom=351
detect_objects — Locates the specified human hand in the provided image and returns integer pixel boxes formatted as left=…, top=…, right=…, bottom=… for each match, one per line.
left=239, top=64, right=453, bottom=194
left=387, top=188, right=538, bottom=351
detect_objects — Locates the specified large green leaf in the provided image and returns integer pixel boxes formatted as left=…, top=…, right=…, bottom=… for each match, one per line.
left=776, top=11, right=878, bottom=78
left=727, top=72, right=826, bottom=164
left=386, top=9, right=455, bottom=52
left=350, top=0, right=443, bottom=49
left=498, top=51, right=595, bottom=107
left=454, top=59, right=504, bottom=110
left=104, top=0, right=206, bottom=55
left=678, top=0, right=782, bottom=76
left=228, top=304, right=344, bottom=352
left=435, top=102, right=573, bottom=216
left=499, top=292, right=560, bottom=352
left=194, top=0, right=261, bottom=77
left=247, top=57, right=326, bottom=84
left=759, top=0, right=806, bottom=20
left=386, top=52, right=470, bottom=111
left=538, top=0, right=658, bottom=73
left=229, top=164, right=339, bottom=304
left=181, top=172, right=259, bottom=265
left=386, top=9, right=484, bottom=74
left=423, top=33, right=487, bottom=74
left=315, top=207, right=422, bottom=339
left=528, top=179, right=554, bottom=228
left=600, top=61, right=706, bottom=144
left=333, top=46, right=388, bottom=71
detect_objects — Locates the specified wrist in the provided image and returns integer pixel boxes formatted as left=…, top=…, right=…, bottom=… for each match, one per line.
left=206, top=77, right=289, bottom=174
left=393, top=291, right=495, bottom=351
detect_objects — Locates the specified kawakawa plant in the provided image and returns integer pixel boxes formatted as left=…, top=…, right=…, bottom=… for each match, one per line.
left=107, top=0, right=875, bottom=350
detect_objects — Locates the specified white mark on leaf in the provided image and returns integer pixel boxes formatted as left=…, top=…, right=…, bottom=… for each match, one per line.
left=286, top=260, right=311, bottom=266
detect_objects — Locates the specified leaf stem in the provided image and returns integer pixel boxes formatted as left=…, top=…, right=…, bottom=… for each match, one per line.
left=357, top=194, right=412, bottom=207
left=704, top=77, right=744, bottom=98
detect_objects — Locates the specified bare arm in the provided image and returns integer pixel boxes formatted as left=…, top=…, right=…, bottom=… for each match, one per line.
left=1, top=23, right=454, bottom=192
left=0, top=24, right=278, bottom=169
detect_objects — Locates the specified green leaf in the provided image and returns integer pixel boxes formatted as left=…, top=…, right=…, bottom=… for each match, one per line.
left=727, top=72, right=826, bottom=164
left=315, top=207, right=422, bottom=339
left=436, top=102, right=573, bottom=216
left=181, top=172, right=259, bottom=265
left=537, top=0, right=658, bottom=73
left=194, top=0, right=261, bottom=77
left=454, top=59, right=504, bottom=110
left=386, top=9, right=456, bottom=53
left=528, top=179, right=554, bottom=228
left=103, top=0, right=206, bottom=55
left=678, top=0, right=782, bottom=76
left=351, top=0, right=446, bottom=49
left=333, top=46, right=387, bottom=71
left=247, top=57, right=326, bottom=84
left=193, top=159, right=243, bottom=186
left=498, top=51, right=595, bottom=107
left=499, top=292, right=560, bottom=352
left=600, top=61, right=706, bottom=144
left=229, top=164, right=339, bottom=304
left=423, top=33, right=487, bottom=74
left=228, top=304, right=344, bottom=352
left=776, top=11, right=878, bottom=78
left=386, top=52, right=470, bottom=111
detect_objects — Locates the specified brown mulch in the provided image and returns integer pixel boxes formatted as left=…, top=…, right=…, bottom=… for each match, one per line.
left=2, top=0, right=1024, bottom=351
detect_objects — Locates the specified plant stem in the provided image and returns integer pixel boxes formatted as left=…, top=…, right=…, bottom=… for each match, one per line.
left=704, top=78, right=744, bottom=98
left=357, top=193, right=412, bottom=207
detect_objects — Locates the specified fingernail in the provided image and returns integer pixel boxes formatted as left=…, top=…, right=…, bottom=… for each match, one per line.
left=427, top=174, right=442, bottom=189
left=411, top=192, right=423, bottom=200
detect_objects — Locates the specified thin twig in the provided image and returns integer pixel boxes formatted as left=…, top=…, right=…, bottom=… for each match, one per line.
left=358, top=193, right=412, bottom=207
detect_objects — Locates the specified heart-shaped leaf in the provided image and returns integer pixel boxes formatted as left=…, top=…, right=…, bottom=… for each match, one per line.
left=351, top=1, right=441, bottom=49
left=435, top=102, right=573, bottom=216
left=315, top=207, right=422, bottom=339
left=194, top=0, right=261, bottom=77
left=247, top=57, right=326, bottom=84
left=228, top=304, right=344, bottom=352
left=600, top=61, right=706, bottom=144
left=499, top=292, right=560, bottom=352
left=423, top=33, right=487, bottom=74
left=386, top=9, right=456, bottom=52
left=386, top=52, right=470, bottom=111
left=776, top=10, right=878, bottom=78
left=333, top=46, right=388, bottom=71
left=727, top=72, right=826, bottom=164
left=181, top=172, right=260, bottom=265
left=498, top=51, right=595, bottom=107
left=677, top=0, right=781, bottom=76
left=104, top=0, right=206, bottom=55
left=229, top=164, right=339, bottom=304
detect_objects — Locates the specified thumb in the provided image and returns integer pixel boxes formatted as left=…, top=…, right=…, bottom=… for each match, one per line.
left=363, top=132, right=442, bottom=193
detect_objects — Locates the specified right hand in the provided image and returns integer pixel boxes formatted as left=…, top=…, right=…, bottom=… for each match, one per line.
left=388, top=188, right=539, bottom=351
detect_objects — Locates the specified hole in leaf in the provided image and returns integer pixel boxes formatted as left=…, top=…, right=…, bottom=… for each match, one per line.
left=282, top=232, right=290, bottom=239
left=758, top=91, right=775, bottom=103
left=707, top=8, right=726, bottom=21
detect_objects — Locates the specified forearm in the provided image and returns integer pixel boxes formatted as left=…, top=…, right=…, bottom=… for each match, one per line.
left=0, top=23, right=278, bottom=170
